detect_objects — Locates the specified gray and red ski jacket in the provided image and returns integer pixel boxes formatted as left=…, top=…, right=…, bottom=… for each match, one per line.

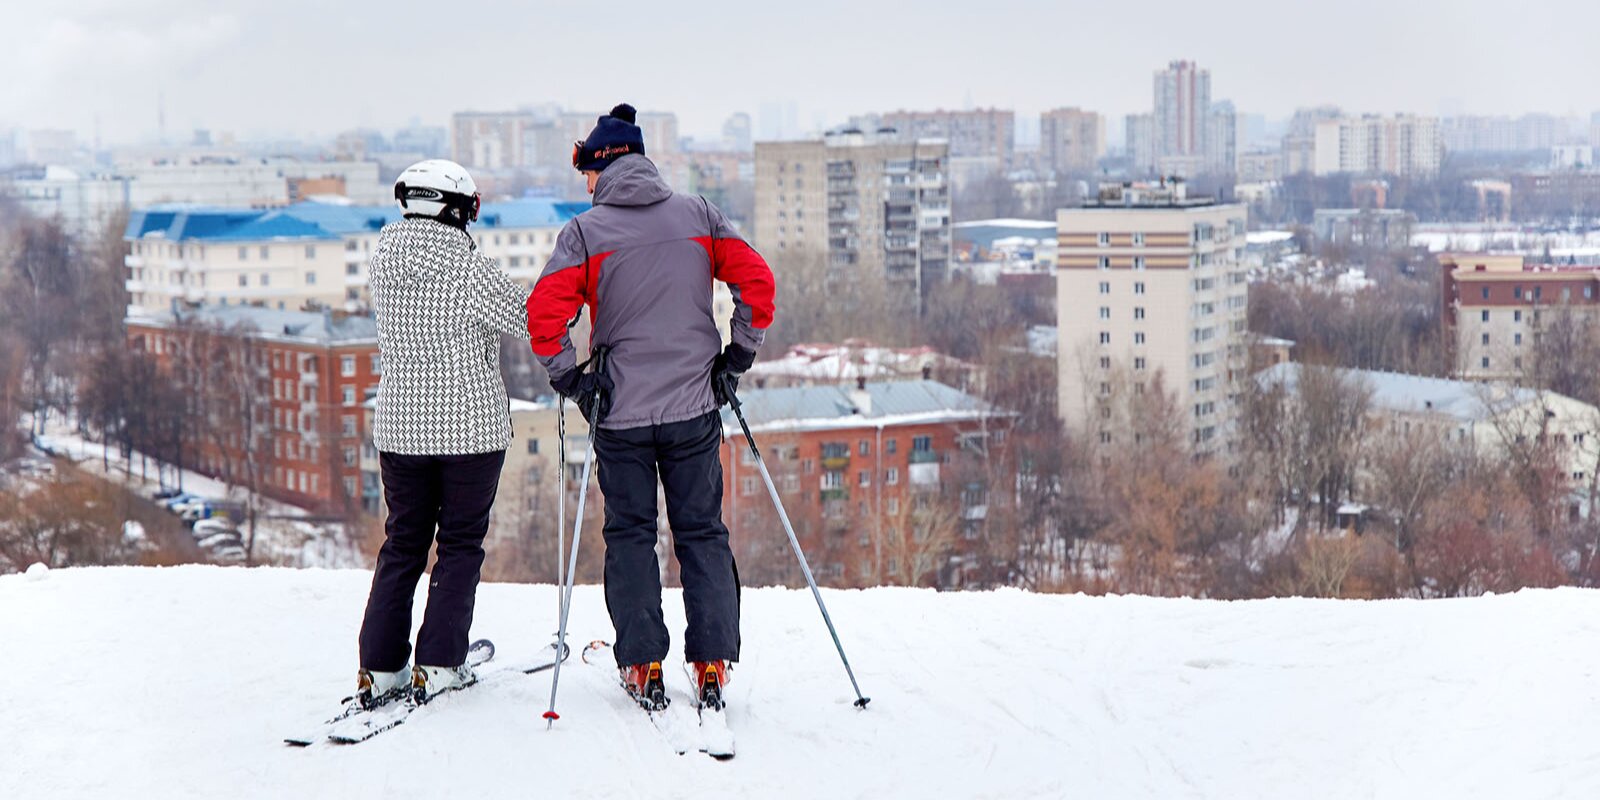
left=527, top=154, right=776, bottom=430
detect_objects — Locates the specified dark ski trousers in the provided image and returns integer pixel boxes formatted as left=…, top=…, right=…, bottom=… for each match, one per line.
left=359, top=450, right=505, bottom=671
left=596, top=410, right=740, bottom=667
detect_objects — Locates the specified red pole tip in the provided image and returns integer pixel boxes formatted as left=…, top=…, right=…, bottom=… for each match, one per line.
left=543, top=711, right=560, bottom=720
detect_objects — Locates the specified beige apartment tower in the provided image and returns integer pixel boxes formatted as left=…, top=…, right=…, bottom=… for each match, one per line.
left=1039, top=108, right=1105, bottom=175
left=753, top=131, right=952, bottom=312
left=1057, top=183, right=1248, bottom=455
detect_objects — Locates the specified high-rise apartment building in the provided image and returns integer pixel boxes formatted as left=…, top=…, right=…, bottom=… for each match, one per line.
left=1153, top=61, right=1210, bottom=161
left=1282, top=106, right=1343, bottom=175
left=1312, top=114, right=1443, bottom=177
left=1125, top=113, right=1156, bottom=173
left=451, top=111, right=538, bottom=170
left=1056, top=182, right=1248, bottom=456
left=1039, top=108, right=1104, bottom=175
left=753, top=131, right=952, bottom=313
left=881, top=109, right=1014, bottom=168
left=1206, top=101, right=1239, bottom=176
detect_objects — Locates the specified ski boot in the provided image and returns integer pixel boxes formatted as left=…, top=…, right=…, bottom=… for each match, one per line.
left=620, top=661, right=669, bottom=712
left=355, top=667, right=411, bottom=710
left=691, top=660, right=729, bottom=711
left=409, top=664, right=477, bottom=705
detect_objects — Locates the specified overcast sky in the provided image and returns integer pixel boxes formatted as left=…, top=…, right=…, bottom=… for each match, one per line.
left=4, top=0, right=1598, bottom=144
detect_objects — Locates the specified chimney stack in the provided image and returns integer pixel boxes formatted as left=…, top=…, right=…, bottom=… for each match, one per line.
left=848, top=379, right=872, bottom=416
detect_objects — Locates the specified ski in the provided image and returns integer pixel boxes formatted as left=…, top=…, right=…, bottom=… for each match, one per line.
left=285, top=639, right=567, bottom=747
left=685, top=662, right=736, bottom=760
left=581, top=641, right=696, bottom=755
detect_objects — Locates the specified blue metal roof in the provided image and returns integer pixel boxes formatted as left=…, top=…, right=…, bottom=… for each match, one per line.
left=127, top=199, right=589, bottom=242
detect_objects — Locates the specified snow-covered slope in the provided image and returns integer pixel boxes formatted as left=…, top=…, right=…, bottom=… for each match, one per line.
left=2, top=566, right=1597, bottom=799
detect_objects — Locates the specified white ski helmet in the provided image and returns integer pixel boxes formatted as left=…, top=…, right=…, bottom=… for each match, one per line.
left=393, top=159, right=480, bottom=225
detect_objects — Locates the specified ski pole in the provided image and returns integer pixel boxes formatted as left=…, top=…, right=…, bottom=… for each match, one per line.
left=556, top=397, right=566, bottom=616
left=544, top=347, right=609, bottom=727
left=727, top=390, right=871, bottom=709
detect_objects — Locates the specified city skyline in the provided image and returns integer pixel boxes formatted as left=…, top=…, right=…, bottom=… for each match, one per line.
left=4, top=0, right=1599, bottom=145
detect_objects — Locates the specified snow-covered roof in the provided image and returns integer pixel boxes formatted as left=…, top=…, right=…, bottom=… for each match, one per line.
left=746, top=343, right=970, bottom=383
left=1246, top=230, right=1294, bottom=245
left=1256, top=363, right=1552, bottom=423
left=722, top=379, right=1005, bottom=434
left=128, top=305, right=377, bottom=344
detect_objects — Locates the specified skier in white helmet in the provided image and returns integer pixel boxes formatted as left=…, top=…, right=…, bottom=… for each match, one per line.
left=352, top=159, right=531, bottom=709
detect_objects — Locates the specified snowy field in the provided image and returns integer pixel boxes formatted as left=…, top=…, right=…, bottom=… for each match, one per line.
left=3, top=566, right=1598, bottom=800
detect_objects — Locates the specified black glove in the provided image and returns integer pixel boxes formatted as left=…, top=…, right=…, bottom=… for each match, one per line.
left=551, top=368, right=614, bottom=425
left=711, top=343, right=757, bottom=408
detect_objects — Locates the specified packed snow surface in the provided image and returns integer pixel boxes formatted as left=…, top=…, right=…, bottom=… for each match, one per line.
left=3, top=566, right=1598, bottom=799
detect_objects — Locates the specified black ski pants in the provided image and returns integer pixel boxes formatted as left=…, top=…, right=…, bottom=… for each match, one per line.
left=359, top=449, right=505, bottom=671
left=596, top=410, right=740, bottom=667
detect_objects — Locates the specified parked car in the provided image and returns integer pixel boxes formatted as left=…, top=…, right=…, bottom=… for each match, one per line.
left=151, top=487, right=184, bottom=501
left=211, top=545, right=246, bottom=563
left=179, top=503, right=216, bottom=523
left=191, top=519, right=235, bottom=538
left=160, top=494, right=200, bottom=512
left=197, top=531, right=244, bottom=550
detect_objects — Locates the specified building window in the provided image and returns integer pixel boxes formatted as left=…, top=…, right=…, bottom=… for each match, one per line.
left=1132, top=232, right=1145, bottom=247
left=260, top=273, right=270, bottom=287
left=887, top=497, right=900, bottom=515
left=1481, top=287, right=1489, bottom=300
left=341, top=356, right=356, bottom=377
left=239, top=274, right=248, bottom=287
left=1515, top=333, right=1523, bottom=345
left=1134, top=357, right=1146, bottom=370
left=821, top=471, right=844, bottom=490
left=742, top=477, right=758, bottom=496
left=1098, top=281, right=1110, bottom=295
left=342, top=415, right=357, bottom=437
left=1134, top=332, right=1146, bottom=345
left=260, top=246, right=270, bottom=260
left=859, top=470, right=871, bottom=487
left=1099, top=307, right=1110, bottom=320
left=1134, top=282, right=1145, bottom=294
left=1098, top=256, right=1110, bottom=270
left=859, top=440, right=870, bottom=456
left=342, top=386, right=356, bottom=405
left=305, top=245, right=316, bottom=259
left=1133, top=256, right=1146, bottom=271
left=1099, top=431, right=1111, bottom=444
left=886, top=439, right=897, bottom=455
left=1514, top=310, right=1522, bottom=323
left=1099, top=356, right=1111, bottom=369
left=306, top=271, right=316, bottom=285
left=1097, top=232, right=1110, bottom=247
left=1482, top=356, right=1490, bottom=369
left=1099, top=332, right=1110, bottom=345
left=370, top=353, right=381, bottom=374
left=1514, top=286, right=1523, bottom=299
left=346, top=263, right=359, bottom=277
left=912, top=436, right=932, bottom=453
left=1100, top=382, right=1111, bottom=396
left=343, top=447, right=357, bottom=467
left=1481, top=310, right=1490, bottom=323
left=1134, top=307, right=1145, bottom=320
left=1482, top=333, right=1490, bottom=346
left=527, top=439, right=539, bottom=455
left=886, top=468, right=900, bottom=486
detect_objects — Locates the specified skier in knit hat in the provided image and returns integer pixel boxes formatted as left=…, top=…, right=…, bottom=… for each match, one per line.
left=527, top=104, right=776, bottom=714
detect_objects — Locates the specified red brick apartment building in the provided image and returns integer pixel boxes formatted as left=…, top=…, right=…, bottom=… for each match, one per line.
left=718, top=380, right=1012, bottom=588
left=126, top=305, right=380, bottom=513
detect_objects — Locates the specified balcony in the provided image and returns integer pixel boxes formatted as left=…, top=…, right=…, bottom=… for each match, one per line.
left=821, top=455, right=850, bottom=471
left=909, top=449, right=940, bottom=464
left=820, top=488, right=849, bottom=503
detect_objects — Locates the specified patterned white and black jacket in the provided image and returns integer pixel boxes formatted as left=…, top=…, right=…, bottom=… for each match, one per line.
left=369, top=217, right=530, bottom=455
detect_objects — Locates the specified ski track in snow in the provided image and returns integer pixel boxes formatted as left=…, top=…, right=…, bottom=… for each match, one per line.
left=3, top=566, right=1600, bottom=800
